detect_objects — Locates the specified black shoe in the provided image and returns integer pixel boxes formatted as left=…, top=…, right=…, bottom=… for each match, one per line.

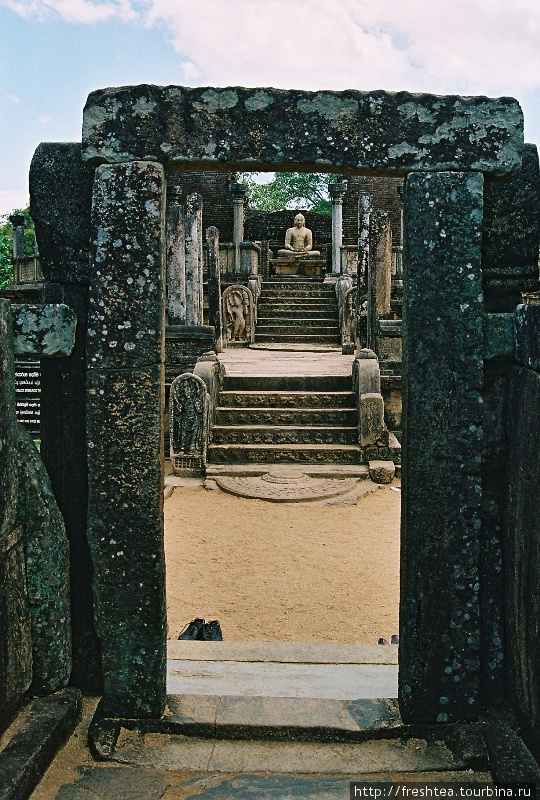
left=390, top=634, right=399, bottom=645
left=378, top=637, right=390, bottom=645
left=178, top=618, right=205, bottom=640
left=202, top=620, right=223, bottom=641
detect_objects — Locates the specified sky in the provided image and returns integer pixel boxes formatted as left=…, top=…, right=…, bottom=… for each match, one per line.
left=1, top=0, right=540, bottom=216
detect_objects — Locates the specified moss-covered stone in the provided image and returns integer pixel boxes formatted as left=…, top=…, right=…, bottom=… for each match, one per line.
left=82, top=85, right=523, bottom=177
left=400, top=172, right=484, bottom=724
left=12, top=304, right=77, bottom=358
left=15, top=424, right=71, bottom=695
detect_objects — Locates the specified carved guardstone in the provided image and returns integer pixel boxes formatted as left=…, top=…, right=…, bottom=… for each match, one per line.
left=170, top=373, right=209, bottom=476
left=222, top=284, right=254, bottom=347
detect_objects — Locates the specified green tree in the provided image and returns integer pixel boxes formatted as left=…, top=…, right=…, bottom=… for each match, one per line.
left=0, top=206, right=35, bottom=290
left=238, top=172, right=339, bottom=215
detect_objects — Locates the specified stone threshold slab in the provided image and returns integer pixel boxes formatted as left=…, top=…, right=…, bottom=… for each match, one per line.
left=0, top=688, right=81, bottom=800
left=166, top=641, right=396, bottom=665
left=205, top=465, right=370, bottom=479
left=167, top=661, right=398, bottom=700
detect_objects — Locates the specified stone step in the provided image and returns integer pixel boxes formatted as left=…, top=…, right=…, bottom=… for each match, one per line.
left=255, top=333, right=341, bottom=344
left=222, top=376, right=352, bottom=391
left=211, top=425, right=359, bottom=445
left=257, top=311, right=338, bottom=329
left=256, top=325, right=340, bottom=338
left=218, top=390, right=355, bottom=409
left=207, top=443, right=364, bottom=464
left=257, top=308, right=338, bottom=319
left=215, top=407, right=357, bottom=426
left=260, top=290, right=336, bottom=300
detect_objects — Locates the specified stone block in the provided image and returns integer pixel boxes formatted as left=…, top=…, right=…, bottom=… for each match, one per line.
left=16, top=424, right=71, bottom=695
left=29, top=142, right=94, bottom=285
left=352, top=351, right=380, bottom=396
left=369, top=460, right=395, bottom=484
left=0, top=301, right=17, bottom=539
left=400, top=171, right=484, bottom=723
left=359, top=392, right=385, bottom=446
left=88, top=161, right=165, bottom=369
left=165, top=325, right=216, bottom=384
left=12, top=304, right=77, bottom=358
left=482, top=143, right=540, bottom=311
left=515, top=303, right=540, bottom=370
left=505, top=366, right=540, bottom=755
left=483, top=312, right=515, bottom=360
left=86, top=365, right=166, bottom=718
left=82, top=85, right=523, bottom=177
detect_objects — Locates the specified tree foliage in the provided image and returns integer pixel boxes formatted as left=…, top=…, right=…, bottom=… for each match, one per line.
left=239, top=172, right=339, bottom=215
left=0, top=206, right=35, bottom=290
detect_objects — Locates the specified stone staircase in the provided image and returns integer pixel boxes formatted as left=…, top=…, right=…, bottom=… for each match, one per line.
left=207, top=374, right=363, bottom=465
left=255, top=279, right=340, bottom=345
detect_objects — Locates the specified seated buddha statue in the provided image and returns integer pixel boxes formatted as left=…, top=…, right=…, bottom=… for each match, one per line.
left=277, top=213, right=321, bottom=257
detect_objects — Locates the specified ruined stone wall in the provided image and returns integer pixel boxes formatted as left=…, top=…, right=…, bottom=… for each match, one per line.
left=342, top=175, right=403, bottom=246
left=244, top=208, right=331, bottom=253
left=167, top=171, right=236, bottom=243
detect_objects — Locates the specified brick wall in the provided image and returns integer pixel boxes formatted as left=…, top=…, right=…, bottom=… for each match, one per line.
left=166, top=171, right=237, bottom=243
left=341, top=175, right=404, bottom=246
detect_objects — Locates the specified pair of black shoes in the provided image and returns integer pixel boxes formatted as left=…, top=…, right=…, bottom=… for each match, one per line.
left=178, top=618, right=223, bottom=641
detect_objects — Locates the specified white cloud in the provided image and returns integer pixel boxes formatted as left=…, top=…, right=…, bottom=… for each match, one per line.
left=0, top=189, right=29, bottom=217
left=38, top=113, right=51, bottom=124
left=141, top=0, right=540, bottom=97
left=3, top=0, right=540, bottom=98
left=7, top=93, right=21, bottom=103
left=2, top=0, right=137, bottom=23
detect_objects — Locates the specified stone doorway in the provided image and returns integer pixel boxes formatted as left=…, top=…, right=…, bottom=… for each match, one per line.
left=31, top=84, right=524, bottom=726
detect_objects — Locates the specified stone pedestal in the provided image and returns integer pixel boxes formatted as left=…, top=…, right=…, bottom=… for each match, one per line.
left=270, top=257, right=326, bottom=277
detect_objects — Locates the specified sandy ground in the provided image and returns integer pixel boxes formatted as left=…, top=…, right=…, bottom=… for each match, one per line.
left=165, top=481, right=401, bottom=644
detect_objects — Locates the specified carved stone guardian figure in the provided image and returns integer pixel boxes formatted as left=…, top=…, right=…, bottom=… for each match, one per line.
left=222, top=284, right=254, bottom=346
left=169, top=373, right=209, bottom=475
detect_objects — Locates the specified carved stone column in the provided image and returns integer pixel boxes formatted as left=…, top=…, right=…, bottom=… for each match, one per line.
left=166, top=185, right=186, bottom=326
left=229, top=183, right=248, bottom=273
left=358, top=191, right=373, bottom=286
left=185, top=193, right=203, bottom=326
left=329, top=182, right=347, bottom=275
left=206, top=226, right=222, bottom=351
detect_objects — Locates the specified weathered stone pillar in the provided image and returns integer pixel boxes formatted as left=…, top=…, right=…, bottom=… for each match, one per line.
left=367, top=211, right=392, bottom=353
left=9, top=214, right=25, bottom=259
left=87, top=161, right=166, bottom=718
left=358, top=191, right=373, bottom=286
left=400, top=171, right=484, bottom=724
left=0, top=300, right=32, bottom=733
left=206, top=226, right=222, bottom=351
left=329, top=181, right=347, bottom=274
left=166, top=185, right=186, bottom=326
left=229, top=183, right=248, bottom=273
left=185, top=193, right=203, bottom=326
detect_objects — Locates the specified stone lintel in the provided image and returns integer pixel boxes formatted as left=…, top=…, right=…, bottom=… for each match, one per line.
left=12, top=304, right=77, bottom=358
left=82, top=85, right=523, bottom=177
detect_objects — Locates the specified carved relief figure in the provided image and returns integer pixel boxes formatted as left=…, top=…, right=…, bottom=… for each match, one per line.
left=278, top=214, right=321, bottom=257
left=170, top=373, right=207, bottom=459
left=222, top=285, right=254, bottom=345
left=342, top=287, right=358, bottom=345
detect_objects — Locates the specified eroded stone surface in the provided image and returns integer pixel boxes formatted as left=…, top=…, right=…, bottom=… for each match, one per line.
left=214, top=469, right=359, bottom=502
left=89, top=161, right=165, bottom=369
left=482, top=143, right=540, bottom=311
left=12, top=304, right=77, bottom=358
left=400, top=171, right=484, bottom=723
left=515, top=303, right=540, bottom=370
left=368, top=460, right=395, bottom=484
left=30, top=142, right=94, bottom=284
left=82, top=85, right=523, bottom=177
left=16, top=425, right=71, bottom=695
